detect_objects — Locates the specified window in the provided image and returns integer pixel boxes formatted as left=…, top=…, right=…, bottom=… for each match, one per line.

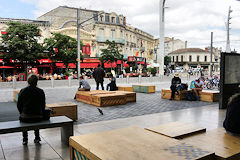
left=105, top=14, right=109, bottom=22
left=116, top=17, right=120, bottom=24
left=197, top=55, right=200, bottom=62
left=181, top=55, right=183, bottom=62
left=93, top=13, right=98, bottom=21
left=99, top=28, right=104, bottom=37
left=111, top=17, right=115, bottom=23
left=111, top=29, right=115, bottom=38
left=176, top=56, right=178, bottom=62
left=100, top=15, right=103, bottom=21
left=204, top=56, right=207, bottom=62
left=173, top=56, right=175, bottom=62
left=120, top=30, right=123, bottom=38
left=189, top=55, right=192, bottom=62
left=99, top=45, right=104, bottom=56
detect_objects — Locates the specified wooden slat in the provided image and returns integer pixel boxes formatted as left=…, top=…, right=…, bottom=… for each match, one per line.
left=199, top=91, right=220, bottom=102
left=145, top=121, right=206, bottom=138
left=70, top=127, right=214, bottom=160
left=117, top=86, right=133, bottom=92
left=182, top=127, right=240, bottom=160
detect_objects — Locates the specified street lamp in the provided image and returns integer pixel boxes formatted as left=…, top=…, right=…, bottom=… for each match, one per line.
left=158, top=0, right=166, bottom=76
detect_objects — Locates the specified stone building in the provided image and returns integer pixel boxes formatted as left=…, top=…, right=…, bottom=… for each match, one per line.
left=37, top=6, right=155, bottom=62
left=168, top=48, right=219, bottom=71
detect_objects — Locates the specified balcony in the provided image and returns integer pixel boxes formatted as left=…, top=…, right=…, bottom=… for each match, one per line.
left=96, top=37, right=126, bottom=44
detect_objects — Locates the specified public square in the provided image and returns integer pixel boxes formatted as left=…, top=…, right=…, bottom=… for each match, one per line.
left=0, top=77, right=224, bottom=160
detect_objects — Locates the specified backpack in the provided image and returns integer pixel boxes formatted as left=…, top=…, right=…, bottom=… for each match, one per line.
left=190, top=81, right=195, bottom=89
left=186, top=91, right=196, bottom=101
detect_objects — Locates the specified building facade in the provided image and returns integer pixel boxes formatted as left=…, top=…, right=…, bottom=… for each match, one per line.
left=169, top=48, right=219, bottom=72
left=37, top=6, right=155, bottom=62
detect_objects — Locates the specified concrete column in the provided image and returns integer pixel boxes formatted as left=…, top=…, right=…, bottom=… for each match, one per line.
left=51, top=77, right=54, bottom=88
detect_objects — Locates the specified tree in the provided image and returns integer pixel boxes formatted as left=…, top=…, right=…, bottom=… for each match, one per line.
left=0, top=22, right=43, bottom=68
left=43, top=33, right=83, bottom=72
left=99, top=40, right=123, bottom=69
left=164, top=56, right=172, bottom=66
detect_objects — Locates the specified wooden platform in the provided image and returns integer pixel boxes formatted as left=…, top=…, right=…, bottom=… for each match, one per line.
left=182, top=127, right=240, bottom=160
left=145, top=121, right=206, bottom=139
left=161, top=89, right=187, bottom=100
left=91, top=93, right=127, bottom=107
left=115, top=91, right=136, bottom=102
left=133, top=84, right=155, bottom=93
left=13, top=90, right=20, bottom=102
left=118, top=86, right=133, bottom=92
left=76, top=90, right=136, bottom=107
left=46, top=102, right=78, bottom=121
left=199, top=90, right=220, bottom=102
left=70, top=127, right=214, bottom=160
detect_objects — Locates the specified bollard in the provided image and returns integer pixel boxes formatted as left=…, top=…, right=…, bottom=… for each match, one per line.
left=126, top=75, right=129, bottom=84
left=138, top=75, right=142, bottom=84
left=150, top=74, right=153, bottom=83
left=68, top=76, right=72, bottom=87
left=51, top=77, right=54, bottom=88
left=12, top=78, right=16, bottom=89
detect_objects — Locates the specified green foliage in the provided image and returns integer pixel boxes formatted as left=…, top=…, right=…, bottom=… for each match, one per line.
left=44, top=33, right=83, bottom=70
left=164, top=56, right=172, bottom=66
left=147, top=67, right=157, bottom=75
left=99, top=40, right=123, bottom=68
left=0, top=22, right=42, bottom=64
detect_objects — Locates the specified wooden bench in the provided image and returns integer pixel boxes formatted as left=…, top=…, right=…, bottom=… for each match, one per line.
left=182, top=127, right=240, bottom=160
left=145, top=121, right=206, bottom=139
left=46, top=102, right=78, bottom=121
left=115, top=91, right=136, bottom=102
left=117, top=86, right=133, bottom=92
left=133, top=84, right=155, bottom=93
left=199, top=90, right=220, bottom=102
left=0, top=116, right=73, bottom=145
left=161, top=89, right=187, bottom=100
left=69, top=127, right=214, bottom=160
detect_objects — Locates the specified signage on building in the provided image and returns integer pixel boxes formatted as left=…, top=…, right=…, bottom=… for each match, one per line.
left=135, top=57, right=145, bottom=62
left=128, top=56, right=135, bottom=62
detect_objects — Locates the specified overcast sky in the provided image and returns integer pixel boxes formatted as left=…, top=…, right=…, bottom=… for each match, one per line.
left=1, top=0, right=240, bottom=52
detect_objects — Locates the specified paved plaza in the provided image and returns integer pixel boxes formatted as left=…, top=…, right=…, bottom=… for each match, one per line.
left=0, top=76, right=223, bottom=160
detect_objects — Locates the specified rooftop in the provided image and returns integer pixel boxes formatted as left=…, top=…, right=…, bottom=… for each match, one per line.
left=169, top=48, right=208, bottom=55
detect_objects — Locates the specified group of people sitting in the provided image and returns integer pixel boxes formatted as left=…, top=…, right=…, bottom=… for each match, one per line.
left=170, top=73, right=203, bottom=101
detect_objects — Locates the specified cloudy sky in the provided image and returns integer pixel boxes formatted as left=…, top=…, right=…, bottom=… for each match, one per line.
left=1, top=0, right=240, bottom=51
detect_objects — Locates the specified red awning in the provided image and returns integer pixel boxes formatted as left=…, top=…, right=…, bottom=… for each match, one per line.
left=0, top=59, right=3, bottom=63
left=137, top=62, right=149, bottom=65
left=104, top=60, right=129, bottom=68
left=56, top=63, right=76, bottom=68
left=0, top=66, right=14, bottom=69
left=37, top=64, right=51, bottom=67
left=80, top=63, right=99, bottom=68
left=38, top=59, right=52, bottom=63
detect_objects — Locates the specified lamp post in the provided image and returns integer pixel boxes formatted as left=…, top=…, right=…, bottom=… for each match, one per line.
left=158, top=0, right=166, bottom=76
left=77, top=8, right=81, bottom=78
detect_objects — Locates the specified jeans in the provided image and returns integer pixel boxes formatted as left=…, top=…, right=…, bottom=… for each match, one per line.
left=170, top=85, right=177, bottom=99
left=23, top=130, right=40, bottom=141
left=96, top=82, right=104, bottom=90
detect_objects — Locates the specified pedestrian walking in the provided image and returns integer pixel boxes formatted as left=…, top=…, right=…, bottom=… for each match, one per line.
left=93, top=64, right=105, bottom=90
left=17, top=74, right=46, bottom=145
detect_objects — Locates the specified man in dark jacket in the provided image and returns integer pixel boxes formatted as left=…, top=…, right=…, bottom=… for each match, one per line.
left=223, top=93, right=240, bottom=136
left=106, top=74, right=117, bottom=91
left=17, top=74, right=46, bottom=145
left=170, top=73, right=181, bottom=100
left=93, top=64, right=105, bottom=90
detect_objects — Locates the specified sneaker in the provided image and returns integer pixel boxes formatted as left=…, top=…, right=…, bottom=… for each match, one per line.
left=34, top=138, right=41, bottom=144
left=22, top=140, right=28, bottom=145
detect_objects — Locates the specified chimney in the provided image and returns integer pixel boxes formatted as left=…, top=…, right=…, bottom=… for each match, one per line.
left=185, top=41, right=188, bottom=48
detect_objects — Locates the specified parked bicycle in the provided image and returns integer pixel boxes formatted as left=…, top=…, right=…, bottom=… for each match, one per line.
left=206, top=75, right=220, bottom=90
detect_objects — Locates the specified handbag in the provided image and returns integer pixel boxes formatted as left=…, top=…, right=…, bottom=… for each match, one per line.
left=43, top=108, right=51, bottom=120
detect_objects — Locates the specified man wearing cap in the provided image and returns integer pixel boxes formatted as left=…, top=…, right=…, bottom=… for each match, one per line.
left=170, top=73, right=181, bottom=100
left=193, top=78, right=203, bottom=101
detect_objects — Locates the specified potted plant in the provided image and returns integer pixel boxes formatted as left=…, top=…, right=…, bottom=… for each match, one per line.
left=64, top=71, right=70, bottom=79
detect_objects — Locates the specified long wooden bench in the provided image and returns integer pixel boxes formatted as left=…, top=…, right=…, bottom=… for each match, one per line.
left=161, top=89, right=187, bottom=100
left=199, top=90, right=220, bottom=102
left=0, top=116, right=73, bottom=145
left=133, top=84, right=155, bottom=93
left=145, top=121, right=206, bottom=139
left=70, top=127, right=214, bottom=160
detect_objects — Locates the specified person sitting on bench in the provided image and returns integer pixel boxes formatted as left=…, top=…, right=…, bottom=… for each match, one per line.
left=106, top=73, right=117, bottom=91
left=192, top=78, right=203, bottom=101
left=78, top=75, right=91, bottom=91
left=170, top=73, right=181, bottom=100
left=17, top=74, right=46, bottom=145
left=223, top=93, right=240, bottom=136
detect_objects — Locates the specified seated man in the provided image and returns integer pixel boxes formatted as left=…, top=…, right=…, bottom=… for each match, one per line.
left=106, top=74, right=117, bottom=91
left=78, top=75, right=91, bottom=91
left=223, top=93, right=240, bottom=136
left=170, top=73, right=181, bottom=100
left=17, top=74, right=46, bottom=145
left=192, top=78, right=203, bottom=101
